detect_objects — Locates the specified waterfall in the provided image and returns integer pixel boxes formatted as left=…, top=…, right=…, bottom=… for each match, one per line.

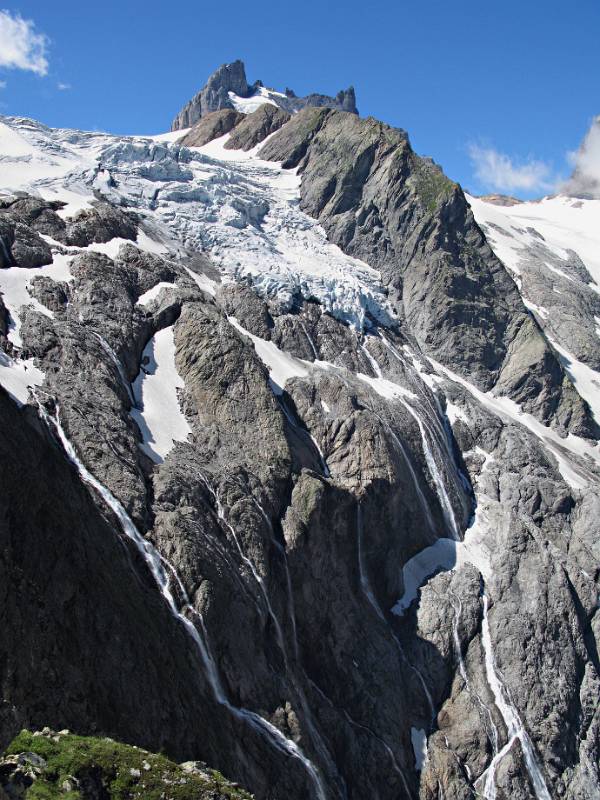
left=90, top=331, right=134, bottom=403
left=396, top=396, right=461, bottom=540
left=372, top=410, right=436, bottom=532
left=356, top=505, right=435, bottom=723
left=309, top=675, right=415, bottom=800
left=299, top=319, right=319, bottom=360
left=479, top=590, right=551, bottom=800
left=361, top=337, right=460, bottom=539
left=277, top=394, right=330, bottom=477
left=449, top=591, right=499, bottom=756
left=38, top=402, right=328, bottom=800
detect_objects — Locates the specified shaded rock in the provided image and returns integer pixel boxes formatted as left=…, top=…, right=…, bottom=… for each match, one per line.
left=0, top=219, right=52, bottom=269
left=29, top=276, right=68, bottom=313
left=63, top=202, right=137, bottom=247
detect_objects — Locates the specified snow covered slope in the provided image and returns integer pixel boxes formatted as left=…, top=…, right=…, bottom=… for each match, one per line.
left=0, top=116, right=391, bottom=330
left=468, top=193, right=600, bottom=423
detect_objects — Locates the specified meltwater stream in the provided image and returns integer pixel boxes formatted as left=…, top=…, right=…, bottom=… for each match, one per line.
left=38, top=403, right=327, bottom=800
left=479, top=590, right=551, bottom=800
left=362, top=339, right=461, bottom=540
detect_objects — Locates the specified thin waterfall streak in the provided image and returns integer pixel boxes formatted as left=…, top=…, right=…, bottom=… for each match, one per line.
left=214, top=491, right=287, bottom=653
left=299, top=319, right=319, bottom=359
left=374, top=410, right=435, bottom=532
left=90, top=331, right=134, bottom=403
left=277, top=396, right=330, bottom=477
left=214, top=493, right=340, bottom=788
left=396, top=396, right=460, bottom=540
left=449, top=591, right=499, bottom=756
left=381, top=334, right=471, bottom=497
left=309, top=677, right=415, bottom=800
left=247, top=499, right=340, bottom=786
left=250, top=496, right=299, bottom=657
left=360, top=339, right=456, bottom=536
left=356, top=505, right=435, bottom=723
left=37, top=402, right=327, bottom=800
left=480, top=588, right=551, bottom=800
left=356, top=504, right=385, bottom=622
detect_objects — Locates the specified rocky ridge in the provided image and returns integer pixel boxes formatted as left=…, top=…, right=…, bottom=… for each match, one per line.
left=171, top=60, right=357, bottom=131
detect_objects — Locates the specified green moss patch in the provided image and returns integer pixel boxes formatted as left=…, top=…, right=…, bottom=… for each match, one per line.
left=2, top=729, right=253, bottom=799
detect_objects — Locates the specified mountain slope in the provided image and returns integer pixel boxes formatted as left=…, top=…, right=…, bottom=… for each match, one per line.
left=0, top=71, right=598, bottom=800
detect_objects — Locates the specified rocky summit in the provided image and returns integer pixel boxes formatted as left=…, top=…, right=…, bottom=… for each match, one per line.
left=0, top=59, right=599, bottom=800
left=171, top=60, right=357, bottom=131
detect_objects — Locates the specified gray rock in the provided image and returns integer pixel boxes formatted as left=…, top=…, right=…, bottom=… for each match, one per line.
left=224, top=105, right=291, bottom=152
left=260, top=109, right=597, bottom=438
left=171, top=60, right=358, bottom=131
left=171, top=60, right=250, bottom=130
left=180, top=109, right=245, bottom=148
left=0, top=217, right=52, bottom=269
left=62, top=202, right=137, bottom=247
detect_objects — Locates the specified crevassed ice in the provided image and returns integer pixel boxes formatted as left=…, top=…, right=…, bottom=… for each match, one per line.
left=0, top=115, right=394, bottom=331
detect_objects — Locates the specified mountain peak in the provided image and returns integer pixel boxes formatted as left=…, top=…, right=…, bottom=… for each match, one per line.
left=171, top=59, right=358, bottom=131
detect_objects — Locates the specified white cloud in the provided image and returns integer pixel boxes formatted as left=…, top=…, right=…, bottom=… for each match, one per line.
left=57, top=82, right=71, bottom=90
left=468, top=143, right=554, bottom=194
left=562, top=116, right=600, bottom=198
left=0, top=10, right=49, bottom=76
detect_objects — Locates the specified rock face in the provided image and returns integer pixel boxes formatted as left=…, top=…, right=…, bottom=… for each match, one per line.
left=171, top=60, right=357, bottom=131
left=259, top=109, right=598, bottom=438
left=0, top=83, right=599, bottom=800
left=172, top=60, right=250, bottom=130
left=224, top=105, right=291, bottom=151
left=180, top=109, right=246, bottom=148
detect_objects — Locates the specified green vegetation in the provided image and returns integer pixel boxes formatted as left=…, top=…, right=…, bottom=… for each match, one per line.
left=2, top=729, right=253, bottom=799
left=410, top=155, right=456, bottom=213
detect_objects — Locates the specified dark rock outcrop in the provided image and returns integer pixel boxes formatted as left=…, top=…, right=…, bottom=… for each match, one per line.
left=180, top=109, right=246, bottom=148
left=224, top=104, right=291, bottom=151
left=171, top=60, right=252, bottom=130
left=0, top=216, right=52, bottom=269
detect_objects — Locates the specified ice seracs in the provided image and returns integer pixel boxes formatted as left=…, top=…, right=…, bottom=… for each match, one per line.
left=0, top=115, right=394, bottom=332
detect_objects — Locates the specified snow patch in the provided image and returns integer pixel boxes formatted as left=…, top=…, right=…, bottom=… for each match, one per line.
left=391, top=501, right=495, bottom=616
left=184, top=266, right=217, bottom=296
left=229, top=316, right=308, bottom=394
left=547, top=336, right=600, bottom=425
left=130, top=326, right=191, bottom=463
left=429, top=357, right=600, bottom=490
left=0, top=252, right=74, bottom=346
left=136, top=281, right=178, bottom=307
left=411, top=728, right=429, bottom=771
left=228, top=87, right=278, bottom=114
left=0, top=351, right=44, bottom=405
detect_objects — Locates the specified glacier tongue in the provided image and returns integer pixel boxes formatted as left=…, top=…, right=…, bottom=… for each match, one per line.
left=0, top=116, right=393, bottom=331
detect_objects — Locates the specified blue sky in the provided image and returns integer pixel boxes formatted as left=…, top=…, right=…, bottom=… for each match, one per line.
left=1, top=0, right=598, bottom=198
